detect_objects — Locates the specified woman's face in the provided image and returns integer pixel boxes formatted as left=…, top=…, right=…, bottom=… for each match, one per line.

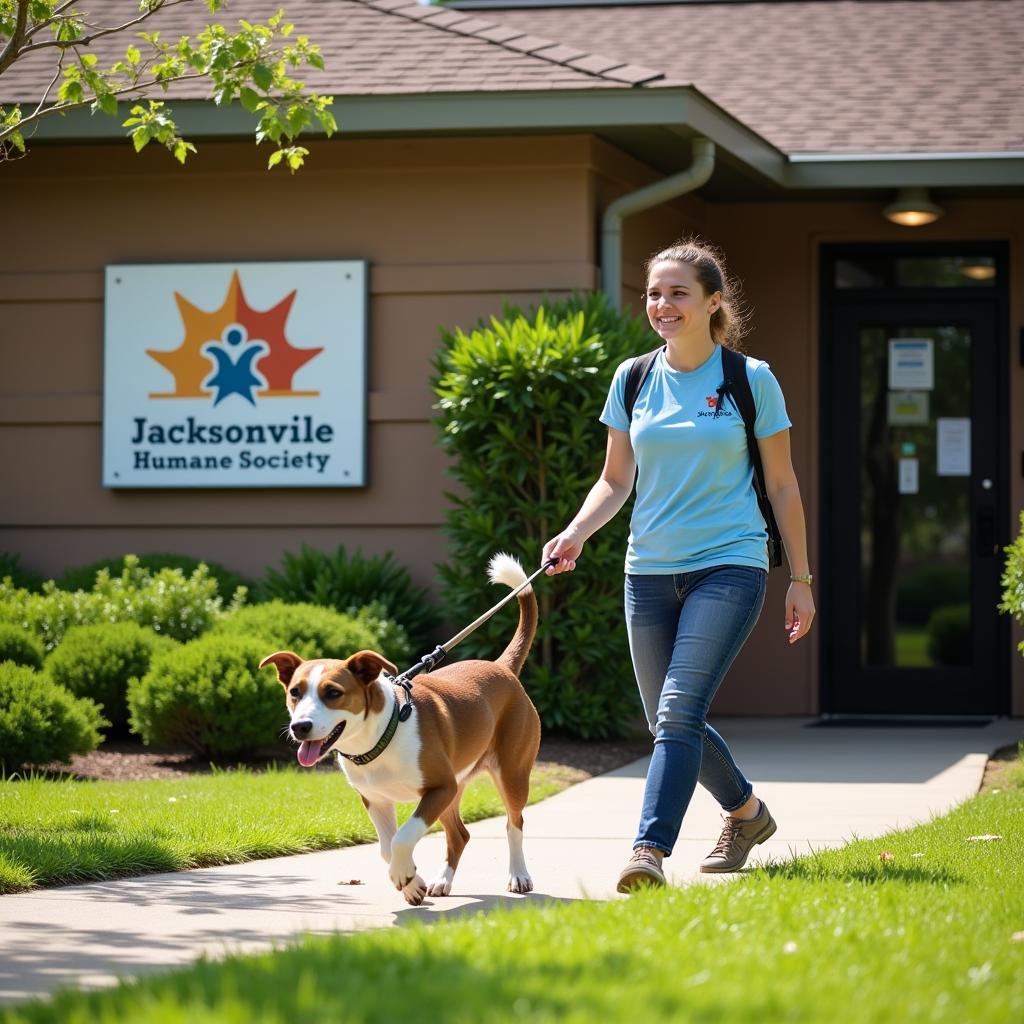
left=645, top=260, right=720, bottom=343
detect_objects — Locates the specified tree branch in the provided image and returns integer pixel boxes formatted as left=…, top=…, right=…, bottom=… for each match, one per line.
left=0, top=0, right=30, bottom=76
left=0, top=54, right=302, bottom=141
left=22, top=0, right=78, bottom=43
left=18, top=0, right=194, bottom=58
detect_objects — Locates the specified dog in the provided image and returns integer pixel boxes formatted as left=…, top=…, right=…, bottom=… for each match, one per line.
left=260, top=553, right=542, bottom=906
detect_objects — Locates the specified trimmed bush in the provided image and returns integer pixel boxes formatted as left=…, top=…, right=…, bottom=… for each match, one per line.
left=57, top=553, right=251, bottom=603
left=257, top=544, right=439, bottom=657
left=44, top=622, right=178, bottom=733
left=210, top=600, right=382, bottom=661
left=0, top=554, right=241, bottom=651
left=0, top=662, right=106, bottom=774
left=0, top=623, right=44, bottom=669
left=1000, top=510, right=1024, bottom=659
left=432, top=292, right=651, bottom=738
left=897, top=562, right=969, bottom=627
left=128, top=634, right=285, bottom=758
left=0, top=552, right=44, bottom=592
left=926, top=604, right=971, bottom=666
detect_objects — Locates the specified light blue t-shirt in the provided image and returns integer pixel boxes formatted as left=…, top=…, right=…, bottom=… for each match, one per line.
left=601, top=345, right=791, bottom=574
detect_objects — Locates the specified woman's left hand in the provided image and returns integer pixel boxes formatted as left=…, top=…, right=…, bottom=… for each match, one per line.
left=785, top=583, right=815, bottom=644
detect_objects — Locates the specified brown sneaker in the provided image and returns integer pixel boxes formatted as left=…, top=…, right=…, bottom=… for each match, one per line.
left=699, top=801, right=777, bottom=873
left=617, top=846, right=667, bottom=893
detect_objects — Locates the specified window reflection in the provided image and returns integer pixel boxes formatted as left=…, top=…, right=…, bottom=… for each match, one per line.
left=859, top=326, right=972, bottom=668
left=837, top=256, right=996, bottom=289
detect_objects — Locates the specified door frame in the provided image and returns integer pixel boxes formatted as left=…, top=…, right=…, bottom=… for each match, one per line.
left=818, top=240, right=1013, bottom=716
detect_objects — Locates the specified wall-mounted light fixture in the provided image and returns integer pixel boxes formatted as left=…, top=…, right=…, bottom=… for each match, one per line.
left=960, top=260, right=996, bottom=281
left=882, top=187, right=944, bottom=227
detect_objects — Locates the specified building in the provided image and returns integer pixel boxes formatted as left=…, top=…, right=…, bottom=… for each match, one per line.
left=2, top=0, right=1022, bottom=717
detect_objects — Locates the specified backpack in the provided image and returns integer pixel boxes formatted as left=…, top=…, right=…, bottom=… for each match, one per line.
left=622, top=345, right=783, bottom=568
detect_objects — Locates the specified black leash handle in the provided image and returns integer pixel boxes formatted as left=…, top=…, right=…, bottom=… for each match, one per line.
left=392, top=556, right=559, bottom=721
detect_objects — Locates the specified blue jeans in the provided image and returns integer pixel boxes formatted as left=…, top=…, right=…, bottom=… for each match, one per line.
left=625, top=566, right=767, bottom=856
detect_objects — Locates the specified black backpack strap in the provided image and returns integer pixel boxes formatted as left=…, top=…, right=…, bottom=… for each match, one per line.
left=719, top=347, right=784, bottom=568
left=623, top=346, right=664, bottom=421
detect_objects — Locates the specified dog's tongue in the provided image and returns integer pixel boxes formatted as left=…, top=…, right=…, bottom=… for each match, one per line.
left=297, top=740, right=323, bottom=768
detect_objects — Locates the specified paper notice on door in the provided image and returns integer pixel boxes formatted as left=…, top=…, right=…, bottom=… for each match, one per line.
left=888, top=339, right=934, bottom=390
left=898, top=458, right=919, bottom=494
left=937, top=418, right=970, bottom=476
left=888, top=390, right=929, bottom=425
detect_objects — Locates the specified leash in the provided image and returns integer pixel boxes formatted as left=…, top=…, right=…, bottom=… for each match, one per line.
left=391, top=556, right=559, bottom=722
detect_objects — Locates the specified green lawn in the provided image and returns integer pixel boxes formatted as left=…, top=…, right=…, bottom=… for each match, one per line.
left=3, top=752, right=1021, bottom=1023
left=894, top=627, right=931, bottom=667
left=0, top=765, right=569, bottom=894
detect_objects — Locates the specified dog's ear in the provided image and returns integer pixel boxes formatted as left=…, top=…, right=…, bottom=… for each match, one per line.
left=259, top=651, right=304, bottom=686
left=346, top=650, right=398, bottom=685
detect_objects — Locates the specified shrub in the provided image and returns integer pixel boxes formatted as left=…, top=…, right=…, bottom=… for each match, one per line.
left=128, top=634, right=288, bottom=758
left=0, top=554, right=241, bottom=651
left=1000, top=510, right=1024, bottom=658
left=44, top=622, right=178, bottom=734
left=210, top=600, right=384, bottom=661
left=926, top=604, right=971, bottom=667
left=257, top=544, right=439, bottom=657
left=0, top=623, right=44, bottom=669
left=897, top=562, right=969, bottom=627
left=57, top=553, right=251, bottom=603
left=432, top=292, right=651, bottom=738
left=0, top=662, right=106, bottom=774
left=0, top=552, right=44, bottom=592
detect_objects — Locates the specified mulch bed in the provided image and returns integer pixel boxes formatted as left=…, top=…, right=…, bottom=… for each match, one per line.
left=39, top=736, right=654, bottom=783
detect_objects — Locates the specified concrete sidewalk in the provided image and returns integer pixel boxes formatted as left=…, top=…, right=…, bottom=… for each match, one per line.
left=1, top=717, right=1021, bottom=1005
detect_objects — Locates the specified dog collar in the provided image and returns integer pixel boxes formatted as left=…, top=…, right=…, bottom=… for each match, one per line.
left=338, top=697, right=402, bottom=767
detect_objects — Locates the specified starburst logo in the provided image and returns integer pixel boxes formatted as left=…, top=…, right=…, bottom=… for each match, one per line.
left=146, top=271, right=323, bottom=405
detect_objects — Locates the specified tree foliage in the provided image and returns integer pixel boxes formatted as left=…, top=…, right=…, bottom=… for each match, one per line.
left=0, top=0, right=335, bottom=167
left=432, top=293, right=652, bottom=738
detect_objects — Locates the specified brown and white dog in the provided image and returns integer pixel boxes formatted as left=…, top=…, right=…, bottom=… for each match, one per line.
left=260, top=553, right=541, bottom=905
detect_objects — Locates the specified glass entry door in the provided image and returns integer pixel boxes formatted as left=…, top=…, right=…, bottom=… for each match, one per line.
left=825, top=299, right=1002, bottom=715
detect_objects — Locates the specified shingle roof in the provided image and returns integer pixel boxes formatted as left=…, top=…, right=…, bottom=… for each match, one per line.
left=0, top=0, right=668, bottom=104
left=487, top=0, right=1024, bottom=154
left=2, top=0, right=1020, bottom=155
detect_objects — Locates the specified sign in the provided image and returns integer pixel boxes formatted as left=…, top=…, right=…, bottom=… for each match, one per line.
left=898, top=458, right=919, bottom=495
left=887, top=390, right=929, bottom=425
left=936, top=417, right=971, bottom=476
left=103, top=262, right=366, bottom=488
left=888, top=338, right=934, bottom=390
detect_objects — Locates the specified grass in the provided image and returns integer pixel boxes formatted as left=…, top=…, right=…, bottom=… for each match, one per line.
left=0, top=765, right=569, bottom=895
left=894, top=627, right=931, bottom=667
left=2, top=749, right=1022, bottom=1023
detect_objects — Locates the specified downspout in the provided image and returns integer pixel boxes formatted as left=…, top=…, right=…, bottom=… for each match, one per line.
left=601, top=137, right=716, bottom=309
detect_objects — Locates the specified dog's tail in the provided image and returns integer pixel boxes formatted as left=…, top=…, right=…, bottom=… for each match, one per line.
left=488, top=553, right=538, bottom=679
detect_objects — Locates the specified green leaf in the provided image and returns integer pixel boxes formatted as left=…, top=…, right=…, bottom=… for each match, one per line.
left=126, top=45, right=141, bottom=66
left=266, top=150, right=284, bottom=169
left=58, top=80, right=85, bottom=105
left=308, top=52, right=324, bottom=70
left=172, top=140, right=196, bottom=164
left=130, top=127, right=150, bottom=153
left=96, top=92, right=117, bottom=116
left=251, top=63, right=273, bottom=91
left=238, top=87, right=261, bottom=113
left=10, top=130, right=25, bottom=153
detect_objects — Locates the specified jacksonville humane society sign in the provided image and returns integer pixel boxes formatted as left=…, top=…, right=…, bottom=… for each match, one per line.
left=103, top=261, right=366, bottom=488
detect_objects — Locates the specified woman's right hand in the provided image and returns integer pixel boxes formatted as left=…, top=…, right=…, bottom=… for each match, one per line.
left=542, top=527, right=584, bottom=574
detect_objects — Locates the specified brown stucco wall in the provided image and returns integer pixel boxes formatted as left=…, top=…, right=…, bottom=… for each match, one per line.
left=1, top=134, right=1020, bottom=716
left=700, top=198, right=1024, bottom=716
left=0, top=134, right=601, bottom=594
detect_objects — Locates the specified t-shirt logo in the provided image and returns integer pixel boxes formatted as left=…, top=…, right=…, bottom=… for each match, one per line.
left=705, top=395, right=718, bottom=408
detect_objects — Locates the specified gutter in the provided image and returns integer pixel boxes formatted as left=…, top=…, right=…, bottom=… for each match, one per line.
left=601, top=137, right=715, bottom=308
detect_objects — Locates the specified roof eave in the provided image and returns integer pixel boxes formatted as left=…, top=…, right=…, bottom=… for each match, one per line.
left=25, top=90, right=1024, bottom=190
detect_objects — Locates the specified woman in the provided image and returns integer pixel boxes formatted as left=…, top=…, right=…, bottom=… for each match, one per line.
left=542, top=238, right=814, bottom=892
